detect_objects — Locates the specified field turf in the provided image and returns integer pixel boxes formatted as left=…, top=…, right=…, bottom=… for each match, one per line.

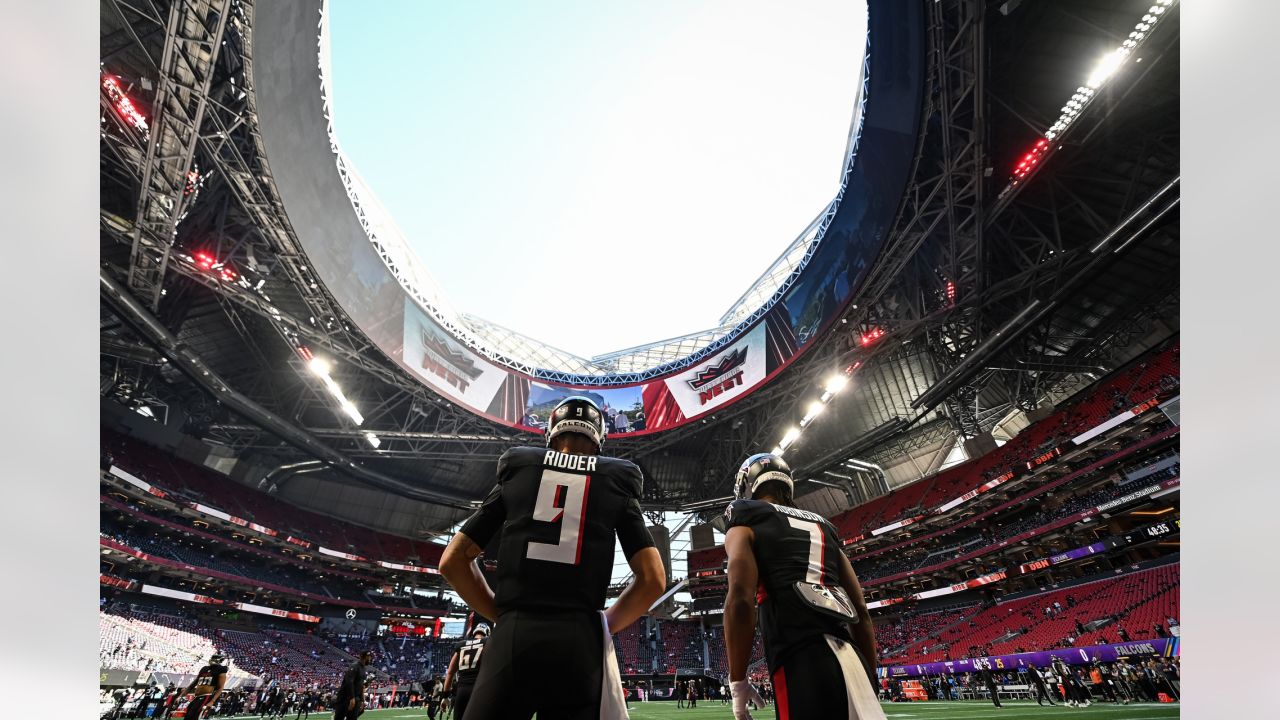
left=215, top=700, right=1178, bottom=720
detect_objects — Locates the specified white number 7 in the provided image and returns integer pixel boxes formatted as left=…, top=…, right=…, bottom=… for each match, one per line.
left=787, top=517, right=826, bottom=585
left=526, top=469, right=591, bottom=565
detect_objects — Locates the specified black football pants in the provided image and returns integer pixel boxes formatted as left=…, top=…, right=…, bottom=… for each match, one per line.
left=460, top=609, right=604, bottom=720
left=770, top=634, right=885, bottom=720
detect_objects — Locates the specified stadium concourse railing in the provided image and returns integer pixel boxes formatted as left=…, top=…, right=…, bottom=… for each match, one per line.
left=683, top=346, right=1179, bottom=580
left=861, top=452, right=1180, bottom=583
left=687, top=424, right=1181, bottom=585
left=868, top=475, right=1178, bottom=594
left=849, top=427, right=1177, bottom=573
left=849, top=426, right=1180, bottom=569
left=830, top=344, right=1179, bottom=544
left=101, top=429, right=443, bottom=565
left=102, top=460, right=446, bottom=579
left=869, top=476, right=1178, bottom=589
left=101, top=494, right=389, bottom=586
left=839, top=481, right=1179, bottom=612
left=843, top=394, right=1175, bottom=548
left=98, top=536, right=441, bottom=619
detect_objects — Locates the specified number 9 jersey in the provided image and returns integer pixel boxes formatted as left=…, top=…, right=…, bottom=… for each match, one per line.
left=724, top=498, right=855, bottom=672
left=458, top=446, right=656, bottom=614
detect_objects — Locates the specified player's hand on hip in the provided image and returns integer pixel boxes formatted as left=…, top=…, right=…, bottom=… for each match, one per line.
left=731, top=679, right=766, bottom=720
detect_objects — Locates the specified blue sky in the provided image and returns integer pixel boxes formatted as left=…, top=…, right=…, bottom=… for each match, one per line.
left=328, top=0, right=867, bottom=358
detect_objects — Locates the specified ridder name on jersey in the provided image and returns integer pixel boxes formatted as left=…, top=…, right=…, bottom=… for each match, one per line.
left=543, top=450, right=598, bottom=472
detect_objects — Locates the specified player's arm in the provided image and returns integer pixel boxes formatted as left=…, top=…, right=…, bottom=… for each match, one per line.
left=834, top=547, right=877, bottom=679
left=441, top=532, right=498, bottom=622
left=605, top=547, right=664, bottom=634
left=443, top=651, right=458, bottom=693
left=202, top=674, right=227, bottom=718
left=340, top=667, right=357, bottom=707
left=605, top=470, right=665, bottom=634
left=722, top=525, right=758, bottom=682
left=441, top=483, right=504, bottom=622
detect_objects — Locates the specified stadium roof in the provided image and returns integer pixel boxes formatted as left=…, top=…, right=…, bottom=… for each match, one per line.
left=100, top=0, right=1179, bottom=535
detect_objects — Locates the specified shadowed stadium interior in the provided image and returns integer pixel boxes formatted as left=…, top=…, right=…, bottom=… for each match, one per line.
left=99, top=0, right=1179, bottom=717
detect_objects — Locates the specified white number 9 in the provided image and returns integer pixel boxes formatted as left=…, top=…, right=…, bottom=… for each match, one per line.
left=526, top=470, right=591, bottom=565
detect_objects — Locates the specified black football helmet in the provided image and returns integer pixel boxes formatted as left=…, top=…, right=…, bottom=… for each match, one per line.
left=545, top=396, right=607, bottom=450
left=733, top=452, right=794, bottom=500
left=471, top=623, right=490, bottom=639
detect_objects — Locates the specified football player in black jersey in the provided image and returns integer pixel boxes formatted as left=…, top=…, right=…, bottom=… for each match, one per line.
left=722, top=453, right=885, bottom=720
left=334, top=651, right=371, bottom=720
left=440, top=395, right=667, bottom=720
left=181, top=652, right=228, bottom=719
left=443, top=623, right=490, bottom=720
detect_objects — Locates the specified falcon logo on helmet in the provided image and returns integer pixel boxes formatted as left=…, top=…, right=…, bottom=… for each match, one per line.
left=471, top=623, right=491, bottom=638
left=733, top=452, right=794, bottom=500
left=545, top=396, right=607, bottom=450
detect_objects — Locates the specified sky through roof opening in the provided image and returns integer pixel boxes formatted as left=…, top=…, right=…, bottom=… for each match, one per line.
left=330, top=0, right=868, bottom=358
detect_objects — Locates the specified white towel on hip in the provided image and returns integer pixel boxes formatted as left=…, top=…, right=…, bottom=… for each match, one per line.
left=599, top=612, right=629, bottom=719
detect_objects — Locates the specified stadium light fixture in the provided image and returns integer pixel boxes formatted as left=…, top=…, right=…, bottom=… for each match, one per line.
left=308, top=357, right=331, bottom=376
left=337, top=397, right=363, bottom=425
left=779, top=364, right=863, bottom=461
left=190, top=250, right=238, bottom=282
left=183, top=168, right=202, bottom=197
left=307, top=356, right=365, bottom=426
left=1086, top=48, right=1127, bottom=89
left=824, top=374, right=850, bottom=395
left=800, top=401, right=825, bottom=428
left=101, top=73, right=149, bottom=135
left=778, top=427, right=801, bottom=451
left=363, top=431, right=382, bottom=449
left=1006, top=0, right=1176, bottom=189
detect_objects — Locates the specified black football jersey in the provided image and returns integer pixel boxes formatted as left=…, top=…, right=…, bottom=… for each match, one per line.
left=724, top=499, right=853, bottom=671
left=192, top=663, right=227, bottom=694
left=459, top=446, right=656, bottom=614
left=454, top=635, right=488, bottom=684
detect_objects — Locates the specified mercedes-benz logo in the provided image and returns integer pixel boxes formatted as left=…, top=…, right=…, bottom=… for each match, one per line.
left=345, top=608, right=357, bottom=620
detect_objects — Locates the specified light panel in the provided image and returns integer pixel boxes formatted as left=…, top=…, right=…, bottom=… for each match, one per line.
left=1007, top=1, right=1177, bottom=189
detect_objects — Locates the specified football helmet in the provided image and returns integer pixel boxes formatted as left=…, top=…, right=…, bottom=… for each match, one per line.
left=733, top=452, right=793, bottom=500
left=471, top=623, right=490, bottom=638
left=545, top=396, right=607, bottom=450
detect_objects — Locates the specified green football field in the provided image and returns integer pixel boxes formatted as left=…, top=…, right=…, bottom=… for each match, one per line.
left=217, top=700, right=1178, bottom=720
